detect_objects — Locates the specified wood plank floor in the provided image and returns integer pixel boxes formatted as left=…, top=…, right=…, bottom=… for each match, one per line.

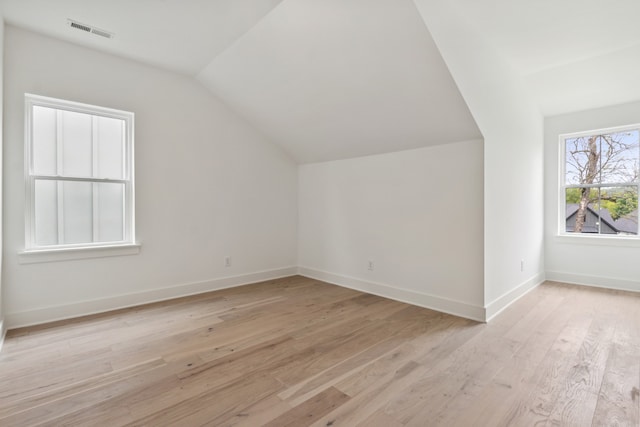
left=1, top=276, right=639, bottom=426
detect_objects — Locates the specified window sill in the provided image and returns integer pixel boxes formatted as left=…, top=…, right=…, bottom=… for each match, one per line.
left=555, top=234, right=640, bottom=248
left=18, top=243, right=141, bottom=264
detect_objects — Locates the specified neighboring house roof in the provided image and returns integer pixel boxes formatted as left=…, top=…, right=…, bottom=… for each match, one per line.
left=566, top=204, right=638, bottom=234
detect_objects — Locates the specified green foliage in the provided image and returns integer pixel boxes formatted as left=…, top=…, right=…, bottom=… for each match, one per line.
left=609, top=191, right=638, bottom=220
left=565, top=188, right=581, bottom=204
left=565, top=187, right=638, bottom=221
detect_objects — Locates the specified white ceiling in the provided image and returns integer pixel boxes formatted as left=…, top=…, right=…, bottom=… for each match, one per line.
left=0, top=0, right=284, bottom=75
left=451, top=0, right=640, bottom=116
left=1, top=0, right=640, bottom=160
left=197, top=0, right=481, bottom=163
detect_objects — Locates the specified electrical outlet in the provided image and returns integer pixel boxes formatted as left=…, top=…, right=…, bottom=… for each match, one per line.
left=225, top=256, right=231, bottom=267
left=368, top=261, right=374, bottom=271
left=520, top=259, right=524, bottom=272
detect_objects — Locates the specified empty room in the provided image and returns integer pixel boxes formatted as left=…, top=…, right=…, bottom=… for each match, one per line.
left=0, top=0, right=639, bottom=425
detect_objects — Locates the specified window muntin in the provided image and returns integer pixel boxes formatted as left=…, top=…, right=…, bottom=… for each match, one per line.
left=560, top=126, right=639, bottom=237
left=25, top=94, right=135, bottom=250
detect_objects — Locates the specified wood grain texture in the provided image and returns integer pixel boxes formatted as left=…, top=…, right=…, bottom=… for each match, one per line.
left=0, top=276, right=638, bottom=426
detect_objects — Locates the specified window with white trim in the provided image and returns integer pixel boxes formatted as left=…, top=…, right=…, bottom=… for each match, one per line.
left=560, top=125, right=639, bottom=237
left=25, top=94, right=135, bottom=250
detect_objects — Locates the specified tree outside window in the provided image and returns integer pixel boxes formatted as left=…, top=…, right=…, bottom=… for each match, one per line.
left=563, top=128, right=639, bottom=236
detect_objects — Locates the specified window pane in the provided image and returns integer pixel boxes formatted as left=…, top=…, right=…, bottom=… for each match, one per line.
left=96, top=182, right=125, bottom=242
left=32, top=106, right=57, bottom=175
left=597, top=186, right=638, bottom=235
left=62, top=181, right=93, bottom=244
left=565, top=187, right=638, bottom=235
left=599, top=130, right=639, bottom=184
left=34, top=180, right=58, bottom=246
left=565, top=132, right=640, bottom=186
left=565, top=188, right=599, bottom=233
left=565, top=136, right=600, bottom=185
left=61, top=110, right=93, bottom=177
left=96, top=116, right=125, bottom=179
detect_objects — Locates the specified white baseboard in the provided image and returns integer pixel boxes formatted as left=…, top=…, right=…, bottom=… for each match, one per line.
left=298, top=267, right=486, bottom=322
left=545, top=271, right=640, bottom=293
left=5, top=267, right=298, bottom=329
left=0, top=319, right=6, bottom=353
left=484, top=272, right=545, bottom=322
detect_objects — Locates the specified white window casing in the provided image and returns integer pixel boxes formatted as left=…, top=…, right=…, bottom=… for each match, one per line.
left=22, top=94, right=139, bottom=262
left=558, top=123, right=640, bottom=242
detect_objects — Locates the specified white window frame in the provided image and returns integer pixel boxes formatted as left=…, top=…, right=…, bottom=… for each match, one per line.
left=22, top=94, right=138, bottom=260
left=558, top=123, right=640, bottom=240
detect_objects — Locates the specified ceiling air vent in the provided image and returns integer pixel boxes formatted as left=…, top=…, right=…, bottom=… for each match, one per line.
left=67, top=19, right=114, bottom=39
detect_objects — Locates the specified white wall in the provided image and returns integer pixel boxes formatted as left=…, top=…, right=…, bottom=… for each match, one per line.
left=413, top=0, right=545, bottom=318
left=3, top=26, right=298, bottom=328
left=298, top=141, right=485, bottom=320
left=545, top=101, right=640, bottom=292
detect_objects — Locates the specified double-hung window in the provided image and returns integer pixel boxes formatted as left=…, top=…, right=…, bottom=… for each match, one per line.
left=25, top=94, right=135, bottom=252
left=560, top=125, right=639, bottom=237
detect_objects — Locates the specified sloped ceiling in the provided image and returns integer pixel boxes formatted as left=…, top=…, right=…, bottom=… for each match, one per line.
left=2, top=0, right=639, bottom=161
left=197, top=0, right=481, bottom=163
left=0, top=0, right=284, bottom=75
left=0, top=0, right=481, bottom=164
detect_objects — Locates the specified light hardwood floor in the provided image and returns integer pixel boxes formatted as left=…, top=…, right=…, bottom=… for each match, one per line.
left=1, top=276, right=639, bottom=426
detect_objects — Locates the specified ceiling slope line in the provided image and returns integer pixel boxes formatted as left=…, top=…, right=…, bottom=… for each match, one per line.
left=194, top=0, right=290, bottom=78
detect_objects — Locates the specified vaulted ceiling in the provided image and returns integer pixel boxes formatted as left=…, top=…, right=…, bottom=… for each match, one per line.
left=1, top=0, right=639, bottom=162
left=196, top=0, right=480, bottom=163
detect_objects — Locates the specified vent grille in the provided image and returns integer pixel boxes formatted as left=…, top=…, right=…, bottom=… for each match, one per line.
left=70, top=21, right=91, bottom=32
left=67, top=19, right=114, bottom=39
